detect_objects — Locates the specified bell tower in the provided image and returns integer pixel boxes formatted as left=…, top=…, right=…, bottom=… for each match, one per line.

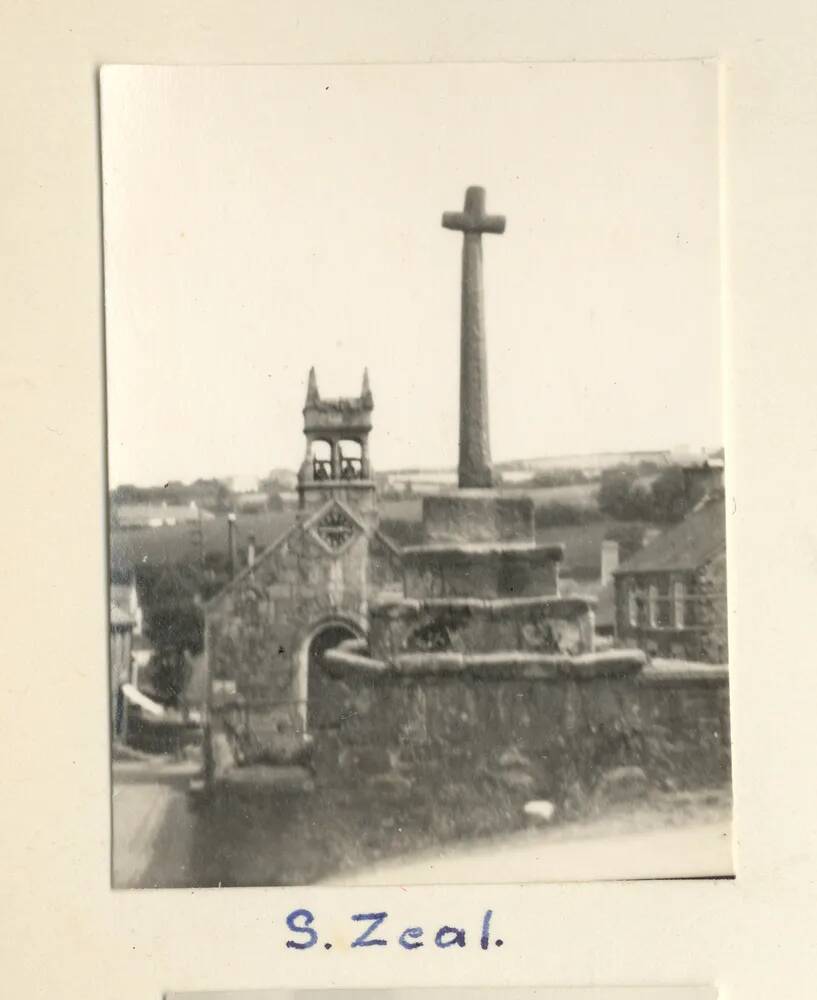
left=297, top=367, right=376, bottom=517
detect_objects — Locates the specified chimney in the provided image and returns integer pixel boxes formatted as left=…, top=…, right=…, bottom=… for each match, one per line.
left=600, top=540, right=620, bottom=587
left=247, top=532, right=256, bottom=570
left=227, top=513, right=237, bottom=578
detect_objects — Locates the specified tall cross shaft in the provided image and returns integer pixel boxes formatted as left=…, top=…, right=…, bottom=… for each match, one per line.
left=442, top=186, right=505, bottom=488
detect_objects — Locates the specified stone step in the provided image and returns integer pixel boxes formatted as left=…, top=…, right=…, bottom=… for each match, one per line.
left=214, top=764, right=315, bottom=795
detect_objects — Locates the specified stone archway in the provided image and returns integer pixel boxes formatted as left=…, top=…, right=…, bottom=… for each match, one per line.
left=295, top=617, right=364, bottom=739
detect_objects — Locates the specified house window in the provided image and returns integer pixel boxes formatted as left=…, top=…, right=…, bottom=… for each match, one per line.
left=627, top=582, right=650, bottom=628
left=651, top=582, right=672, bottom=627
left=673, top=580, right=687, bottom=627
left=648, top=585, right=658, bottom=627
left=628, top=586, right=639, bottom=627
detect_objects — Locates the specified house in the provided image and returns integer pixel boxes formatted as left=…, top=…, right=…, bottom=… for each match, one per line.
left=130, top=634, right=153, bottom=687
left=233, top=490, right=270, bottom=513
left=612, top=495, right=728, bottom=663
left=110, top=603, right=135, bottom=737
left=110, top=573, right=143, bottom=635
left=110, top=566, right=154, bottom=686
left=113, top=500, right=213, bottom=529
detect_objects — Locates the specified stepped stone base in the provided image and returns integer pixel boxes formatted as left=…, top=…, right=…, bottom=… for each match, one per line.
left=369, top=594, right=597, bottom=659
left=422, top=491, right=535, bottom=544
left=401, top=543, right=563, bottom=599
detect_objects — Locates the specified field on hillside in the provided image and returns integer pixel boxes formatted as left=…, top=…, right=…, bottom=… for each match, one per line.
left=378, top=498, right=424, bottom=521
left=507, top=482, right=599, bottom=507
left=108, top=503, right=418, bottom=570
left=109, top=510, right=298, bottom=570
left=109, top=486, right=632, bottom=581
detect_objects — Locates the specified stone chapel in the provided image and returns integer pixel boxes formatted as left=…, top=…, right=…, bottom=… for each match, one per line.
left=204, top=366, right=403, bottom=762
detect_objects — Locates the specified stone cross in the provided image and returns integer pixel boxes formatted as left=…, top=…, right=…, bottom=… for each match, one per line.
left=442, top=186, right=506, bottom=488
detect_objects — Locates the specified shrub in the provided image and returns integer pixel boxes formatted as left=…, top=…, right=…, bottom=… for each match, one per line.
left=599, top=464, right=688, bottom=524
left=534, top=502, right=601, bottom=529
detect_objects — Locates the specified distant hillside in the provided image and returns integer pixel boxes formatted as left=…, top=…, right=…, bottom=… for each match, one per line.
left=110, top=493, right=647, bottom=588
left=109, top=500, right=423, bottom=572
left=110, top=509, right=297, bottom=573
left=494, top=449, right=672, bottom=474
left=387, top=445, right=721, bottom=473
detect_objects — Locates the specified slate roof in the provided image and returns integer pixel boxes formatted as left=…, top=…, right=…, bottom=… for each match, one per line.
left=615, top=496, right=726, bottom=575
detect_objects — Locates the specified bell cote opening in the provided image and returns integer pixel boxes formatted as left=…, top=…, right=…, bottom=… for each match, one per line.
left=297, top=368, right=376, bottom=511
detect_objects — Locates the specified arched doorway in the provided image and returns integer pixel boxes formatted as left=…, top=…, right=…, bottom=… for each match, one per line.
left=300, top=620, right=362, bottom=738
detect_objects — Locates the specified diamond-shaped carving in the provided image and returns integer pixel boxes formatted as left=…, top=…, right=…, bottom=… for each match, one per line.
left=313, top=504, right=357, bottom=551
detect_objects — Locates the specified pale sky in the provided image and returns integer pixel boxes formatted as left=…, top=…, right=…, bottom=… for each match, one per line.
left=102, top=62, right=721, bottom=488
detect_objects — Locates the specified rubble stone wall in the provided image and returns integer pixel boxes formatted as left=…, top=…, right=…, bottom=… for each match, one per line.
left=310, top=660, right=731, bottom=806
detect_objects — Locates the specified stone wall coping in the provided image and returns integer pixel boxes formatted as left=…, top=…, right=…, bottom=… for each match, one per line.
left=323, top=645, right=390, bottom=674
left=401, top=541, right=565, bottom=560
left=614, top=567, right=697, bottom=577
left=370, top=594, right=596, bottom=617
left=639, top=659, right=729, bottom=685
left=619, top=625, right=711, bottom=636
left=324, top=640, right=646, bottom=682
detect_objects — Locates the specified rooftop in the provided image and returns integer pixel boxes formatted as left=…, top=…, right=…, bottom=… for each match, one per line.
left=615, top=497, right=726, bottom=575
left=109, top=604, right=135, bottom=628
left=114, top=502, right=213, bottom=525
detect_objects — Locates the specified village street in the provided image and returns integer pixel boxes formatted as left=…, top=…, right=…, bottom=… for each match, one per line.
left=112, top=758, right=200, bottom=889
left=113, top=757, right=732, bottom=889
left=323, top=814, right=732, bottom=886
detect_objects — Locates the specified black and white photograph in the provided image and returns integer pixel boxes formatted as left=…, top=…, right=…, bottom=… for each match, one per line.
left=102, top=62, right=732, bottom=890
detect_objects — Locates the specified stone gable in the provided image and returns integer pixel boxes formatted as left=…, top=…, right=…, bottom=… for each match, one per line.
left=206, top=499, right=388, bottom=754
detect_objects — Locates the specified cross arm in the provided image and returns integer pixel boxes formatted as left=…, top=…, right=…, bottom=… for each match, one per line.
left=442, top=186, right=506, bottom=235
left=441, top=211, right=506, bottom=235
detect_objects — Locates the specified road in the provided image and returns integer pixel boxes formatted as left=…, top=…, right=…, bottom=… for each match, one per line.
left=112, top=759, right=200, bottom=889
left=112, top=757, right=732, bottom=888
left=323, top=814, right=733, bottom=885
